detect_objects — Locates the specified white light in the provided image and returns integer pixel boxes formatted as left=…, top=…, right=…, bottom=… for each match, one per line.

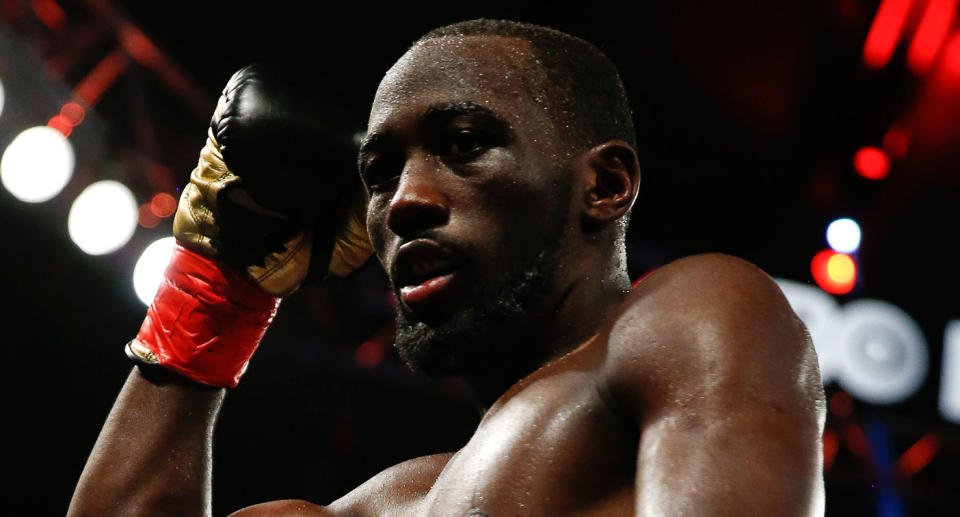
left=0, top=78, right=5, bottom=120
left=0, top=126, right=75, bottom=202
left=68, top=180, right=138, bottom=255
left=826, top=218, right=861, bottom=254
left=776, top=279, right=843, bottom=384
left=133, top=237, right=175, bottom=305
left=837, top=300, right=928, bottom=405
left=939, top=321, right=960, bottom=423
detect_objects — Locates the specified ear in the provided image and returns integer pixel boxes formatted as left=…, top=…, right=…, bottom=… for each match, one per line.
left=581, top=140, right=640, bottom=224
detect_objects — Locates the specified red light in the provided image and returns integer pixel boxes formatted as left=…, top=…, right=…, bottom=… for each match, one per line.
left=882, top=127, right=910, bottom=159
left=823, top=430, right=839, bottom=470
left=119, top=24, right=161, bottom=65
left=843, top=424, right=872, bottom=458
left=854, top=146, right=890, bottom=180
left=897, top=433, right=940, bottom=477
left=830, top=390, right=854, bottom=418
left=73, top=50, right=129, bottom=107
left=811, top=250, right=857, bottom=295
left=30, top=0, right=66, bottom=31
left=863, top=0, right=914, bottom=69
left=354, top=323, right=394, bottom=369
left=59, top=102, right=85, bottom=126
left=150, top=192, right=177, bottom=218
left=138, top=203, right=160, bottom=228
left=907, top=0, right=957, bottom=73
left=46, top=115, right=72, bottom=137
left=942, top=31, right=960, bottom=80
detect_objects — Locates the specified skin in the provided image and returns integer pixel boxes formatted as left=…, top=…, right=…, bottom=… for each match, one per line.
left=69, top=35, right=826, bottom=516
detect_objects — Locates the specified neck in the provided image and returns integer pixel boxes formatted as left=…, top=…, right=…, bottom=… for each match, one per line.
left=468, top=248, right=632, bottom=409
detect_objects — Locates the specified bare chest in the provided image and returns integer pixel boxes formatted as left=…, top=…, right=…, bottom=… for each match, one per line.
left=417, top=371, right=635, bottom=516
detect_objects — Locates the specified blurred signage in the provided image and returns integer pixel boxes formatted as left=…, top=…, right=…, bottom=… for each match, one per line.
left=777, top=279, right=959, bottom=423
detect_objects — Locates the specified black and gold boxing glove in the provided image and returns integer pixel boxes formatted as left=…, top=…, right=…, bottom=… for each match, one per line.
left=128, top=65, right=373, bottom=387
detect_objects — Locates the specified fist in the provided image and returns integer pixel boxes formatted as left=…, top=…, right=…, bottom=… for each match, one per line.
left=173, top=64, right=372, bottom=296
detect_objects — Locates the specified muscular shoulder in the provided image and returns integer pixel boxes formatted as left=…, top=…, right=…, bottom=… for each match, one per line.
left=325, top=452, right=454, bottom=516
left=602, top=253, right=824, bottom=426
left=228, top=453, right=453, bottom=517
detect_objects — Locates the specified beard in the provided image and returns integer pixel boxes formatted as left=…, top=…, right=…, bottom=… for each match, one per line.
left=392, top=191, right=570, bottom=381
left=393, top=243, right=561, bottom=379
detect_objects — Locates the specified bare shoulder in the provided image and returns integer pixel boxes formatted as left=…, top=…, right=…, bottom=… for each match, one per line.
left=325, top=452, right=455, bottom=516
left=229, top=499, right=330, bottom=517
left=228, top=453, right=454, bottom=517
left=601, top=253, right=825, bottom=424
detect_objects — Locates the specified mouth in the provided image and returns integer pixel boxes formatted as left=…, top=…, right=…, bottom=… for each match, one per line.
left=393, top=239, right=464, bottom=312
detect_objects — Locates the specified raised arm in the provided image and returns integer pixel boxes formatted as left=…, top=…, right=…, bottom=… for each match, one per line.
left=68, top=65, right=372, bottom=516
left=69, top=369, right=224, bottom=515
left=606, top=254, right=826, bottom=516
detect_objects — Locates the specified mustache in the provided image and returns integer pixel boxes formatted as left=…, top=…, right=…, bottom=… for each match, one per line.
left=388, top=230, right=473, bottom=285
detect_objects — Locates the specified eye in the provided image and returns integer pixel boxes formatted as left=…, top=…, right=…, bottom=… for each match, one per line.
left=360, top=156, right=400, bottom=193
left=440, top=128, right=491, bottom=161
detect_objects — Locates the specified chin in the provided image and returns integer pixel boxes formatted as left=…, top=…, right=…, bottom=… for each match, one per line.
left=393, top=247, right=560, bottom=379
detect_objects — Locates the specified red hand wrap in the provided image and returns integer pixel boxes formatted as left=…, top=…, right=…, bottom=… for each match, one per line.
left=134, top=243, right=281, bottom=387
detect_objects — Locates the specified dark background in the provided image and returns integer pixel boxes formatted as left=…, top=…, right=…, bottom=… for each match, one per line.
left=0, top=0, right=957, bottom=515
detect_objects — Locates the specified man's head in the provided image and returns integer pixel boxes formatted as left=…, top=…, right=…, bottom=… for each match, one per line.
left=358, top=19, right=640, bottom=382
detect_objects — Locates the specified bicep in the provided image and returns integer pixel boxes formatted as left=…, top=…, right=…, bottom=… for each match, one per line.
left=635, top=400, right=824, bottom=516
left=603, top=254, right=826, bottom=516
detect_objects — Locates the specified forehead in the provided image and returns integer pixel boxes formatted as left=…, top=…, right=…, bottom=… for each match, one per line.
left=369, top=35, right=551, bottom=131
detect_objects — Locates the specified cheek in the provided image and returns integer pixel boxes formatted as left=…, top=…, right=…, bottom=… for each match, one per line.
left=456, top=177, right=563, bottom=261
left=365, top=199, right=390, bottom=263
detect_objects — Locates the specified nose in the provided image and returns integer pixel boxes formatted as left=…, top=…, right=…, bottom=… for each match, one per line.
left=386, top=156, right=449, bottom=238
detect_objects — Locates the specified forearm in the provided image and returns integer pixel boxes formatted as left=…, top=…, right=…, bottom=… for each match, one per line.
left=68, top=367, right=226, bottom=517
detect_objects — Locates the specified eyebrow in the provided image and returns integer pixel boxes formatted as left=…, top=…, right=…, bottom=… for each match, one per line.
left=358, top=101, right=509, bottom=167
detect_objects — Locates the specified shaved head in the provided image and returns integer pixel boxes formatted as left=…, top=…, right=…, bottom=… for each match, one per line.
left=416, top=19, right=637, bottom=153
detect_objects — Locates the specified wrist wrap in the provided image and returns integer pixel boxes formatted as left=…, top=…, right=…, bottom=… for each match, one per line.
left=129, top=243, right=281, bottom=387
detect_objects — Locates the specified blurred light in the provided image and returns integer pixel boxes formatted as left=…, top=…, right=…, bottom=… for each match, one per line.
left=68, top=180, right=138, bottom=255
left=138, top=203, right=161, bottom=228
left=843, top=424, right=872, bottom=458
left=811, top=250, right=857, bottom=295
left=47, top=115, right=72, bottom=137
left=354, top=340, right=384, bottom=369
left=59, top=102, right=85, bottom=126
left=133, top=236, right=175, bottom=305
left=776, top=280, right=844, bottom=384
left=0, top=126, right=74, bottom=202
left=830, top=390, right=854, bottom=418
left=882, top=127, right=910, bottom=159
left=119, top=24, right=161, bottom=65
left=823, top=430, right=839, bottom=470
left=354, top=323, right=394, bottom=369
left=837, top=300, right=928, bottom=404
left=863, top=0, right=914, bottom=69
left=942, top=31, right=960, bottom=81
left=30, top=0, right=66, bottom=31
left=150, top=192, right=177, bottom=218
left=897, top=433, right=940, bottom=477
left=828, top=254, right=856, bottom=284
left=907, top=0, right=957, bottom=74
left=939, top=320, right=960, bottom=423
left=854, top=146, right=890, bottom=180
left=826, top=218, right=862, bottom=253
left=74, top=50, right=129, bottom=107
left=0, top=78, right=5, bottom=120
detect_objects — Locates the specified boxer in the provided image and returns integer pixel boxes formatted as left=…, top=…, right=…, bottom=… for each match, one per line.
left=69, top=19, right=826, bottom=516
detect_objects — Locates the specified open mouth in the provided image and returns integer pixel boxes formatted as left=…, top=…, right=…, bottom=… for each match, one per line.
left=393, top=239, right=463, bottom=309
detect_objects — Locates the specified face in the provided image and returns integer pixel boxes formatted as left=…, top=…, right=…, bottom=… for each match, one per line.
left=359, top=36, right=578, bottom=378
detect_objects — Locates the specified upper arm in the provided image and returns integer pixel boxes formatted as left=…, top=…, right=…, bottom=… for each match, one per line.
left=604, top=254, right=826, bottom=516
left=229, top=499, right=331, bottom=517
left=229, top=453, right=453, bottom=517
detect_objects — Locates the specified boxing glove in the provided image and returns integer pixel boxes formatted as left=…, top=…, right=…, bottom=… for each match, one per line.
left=126, top=65, right=373, bottom=387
